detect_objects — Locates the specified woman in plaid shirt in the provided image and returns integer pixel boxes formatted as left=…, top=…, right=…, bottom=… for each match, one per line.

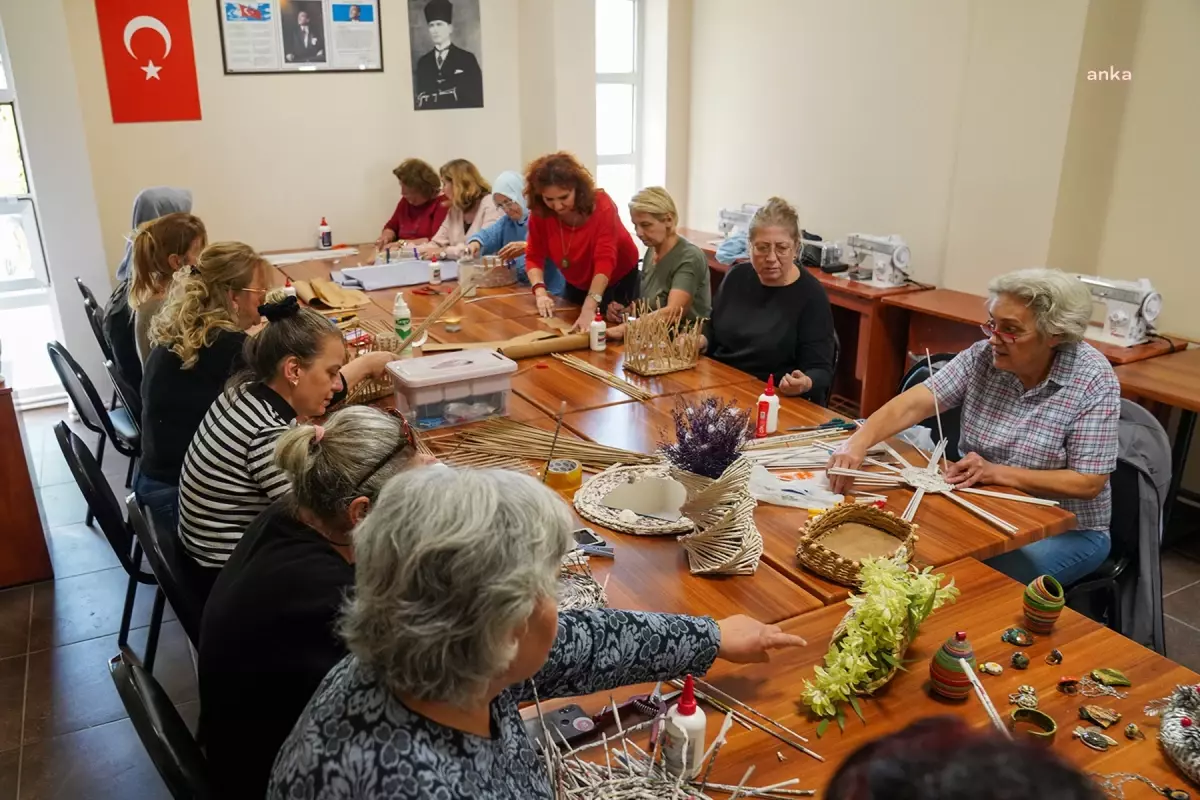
left=830, top=268, right=1120, bottom=587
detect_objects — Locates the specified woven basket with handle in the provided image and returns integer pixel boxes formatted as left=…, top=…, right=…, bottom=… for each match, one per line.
left=796, top=503, right=917, bottom=587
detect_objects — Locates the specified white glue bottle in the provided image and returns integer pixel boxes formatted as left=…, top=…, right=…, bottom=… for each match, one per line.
left=662, top=674, right=707, bottom=779
left=318, top=217, right=332, bottom=250
left=429, top=257, right=442, bottom=286
left=756, top=374, right=780, bottom=437
left=393, top=291, right=413, bottom=358
left=589, top=311, right=607, bottom=351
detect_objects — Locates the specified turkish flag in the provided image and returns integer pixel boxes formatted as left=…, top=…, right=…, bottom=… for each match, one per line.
left=94, top=0, right=201, bottom=123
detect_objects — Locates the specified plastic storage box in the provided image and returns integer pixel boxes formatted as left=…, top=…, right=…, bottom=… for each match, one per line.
left=386, top=350, right=519, bottom=430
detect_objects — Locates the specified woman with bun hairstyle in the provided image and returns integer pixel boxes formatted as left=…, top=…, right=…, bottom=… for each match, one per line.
left=176, top=294, right=395, bottom=598
left=199, top=405, right=432, bottom=800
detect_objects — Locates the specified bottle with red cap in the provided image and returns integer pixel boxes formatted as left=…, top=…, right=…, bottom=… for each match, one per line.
left=662, top=674, right=707, bottom=778
left=589, top=311, right=607, bottom=352
left=318, top=217, right=332, bottom=250
left=756, top=374, right=780, bottom=437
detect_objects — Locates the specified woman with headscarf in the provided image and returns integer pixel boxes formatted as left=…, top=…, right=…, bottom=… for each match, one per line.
left=102, top=187, right=193, bottom=390
left=464, top=170, right=565, bottom=295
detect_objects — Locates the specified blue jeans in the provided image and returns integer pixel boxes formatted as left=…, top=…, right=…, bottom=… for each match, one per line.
left=134, top=473, right=180, bottom=536
left=984, top=529, right=1111, bottom=587
left=515, top=257, right=566, bottom=297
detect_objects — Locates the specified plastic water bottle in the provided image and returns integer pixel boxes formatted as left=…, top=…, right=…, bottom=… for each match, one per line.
left=393, top=291, right=413, bottom=358
left=318, top=217, right=332, bottom=250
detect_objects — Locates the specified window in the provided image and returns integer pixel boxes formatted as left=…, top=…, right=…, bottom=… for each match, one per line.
left=595, top=0, right=641, bottom=228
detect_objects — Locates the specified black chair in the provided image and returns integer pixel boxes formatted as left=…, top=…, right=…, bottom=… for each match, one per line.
left=1064, top=460, right=1142, bottom=633
left=76, top=277, right=123, bottom=410
left=110, top=652, right=214, bottom=799
left=897, top=353, right=961, bottom=458
left=105, top=359, right=142, bottom=437
left=46, top=342, right=141, bottom=506
left=54, top=423, right=165, bottom=671
left=75, top=275, right=100, bottom=310
left=126, top=496, right=202, bottom=649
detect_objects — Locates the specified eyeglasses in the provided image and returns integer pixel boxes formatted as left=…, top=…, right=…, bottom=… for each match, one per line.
left=495, top=197, right=519, bottom=210
left=751, top=242, right=795, bottom=257
left=241, top=286, right=270, bottom=295
left=980, top=319, right=1030, bottom=344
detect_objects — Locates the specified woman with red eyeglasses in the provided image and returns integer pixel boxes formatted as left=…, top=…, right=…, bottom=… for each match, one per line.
left=829, top=268, right=1120, bottom=588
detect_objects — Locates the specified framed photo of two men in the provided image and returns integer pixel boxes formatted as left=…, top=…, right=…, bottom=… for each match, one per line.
left=407, top=0, right=485, bottom=110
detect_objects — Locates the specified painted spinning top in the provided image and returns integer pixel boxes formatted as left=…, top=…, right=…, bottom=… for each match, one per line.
left=1001, top=627, right=1034, bottom=647
left=930, top=631, right=977, bottom=701
left=1023, top=574, right=1066, bottom=634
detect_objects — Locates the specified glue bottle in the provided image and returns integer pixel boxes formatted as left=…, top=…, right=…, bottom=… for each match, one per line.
left=429, top=257, right=442, bottom=286
left=318, top=217, right=332, bottom=250
left=662, top=675, right=707, bottom=779
left=281, top=278, right=298, bottom=298
left=756, top=374, right=780, bottom=437
left=589, top=311, right=607, bottom=351
left=393, top=291, right=413, bottom=358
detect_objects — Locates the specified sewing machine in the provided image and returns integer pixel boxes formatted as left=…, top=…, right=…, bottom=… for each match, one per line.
left=717, top=204, right=761, bottom=237
left=844, top=234, right=912, bottom=285
left=1076, top=275, right=1162, bottom=347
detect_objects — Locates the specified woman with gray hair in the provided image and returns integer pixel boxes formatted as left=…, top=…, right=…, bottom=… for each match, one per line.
left=269, top=468, right=806, bottom=799
left=200, top=405, right=432, bottom=800
left=829, top=267, right=1120, bottom=586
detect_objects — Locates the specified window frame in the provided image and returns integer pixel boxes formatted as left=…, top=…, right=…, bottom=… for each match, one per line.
left=595, top=0, right=644, bottom=191
left=0, top=18, right=48, bottom=293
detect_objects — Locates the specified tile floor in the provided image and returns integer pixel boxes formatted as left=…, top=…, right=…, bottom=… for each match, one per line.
left=3, top=405, right=197, bottom=800
left=4, top=403, right=1200, bottom=798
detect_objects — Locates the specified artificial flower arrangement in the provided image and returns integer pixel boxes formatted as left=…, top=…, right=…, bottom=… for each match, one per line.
left=659, top=396, right=751, bottom=478
left=802, top=553, right=959, bottom=735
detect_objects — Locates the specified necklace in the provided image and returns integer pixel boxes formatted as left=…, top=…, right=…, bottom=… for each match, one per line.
left=1090, top=772, right=1191, bottom=800
left=557, top=216, right=577, bottom=271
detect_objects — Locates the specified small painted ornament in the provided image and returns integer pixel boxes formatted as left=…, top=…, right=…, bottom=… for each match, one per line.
left=1001, top=627, right=1034, bottom=647
left=1017, top=684, right=1037, bottom=696
left=1125, top=722, right=1145, bottom=740
left=1046, top=648, right=1064, bottom=666
left=929, top=631, right=978, bottom=701
left=1058, top=676, right=1081, bottom=695
left=1091, top=668, right=1132, bottom=687
left=1074, top=726, right=1119, bottom=751
left=980, top=662, right=1004, bottom=676
left=1011, top=652, right=1030, bottom=670
left=1023, top=574, right=1066, bottom=634
left=1079, top=705, right=1122, bottom=729
left=1009, top=685, right=1039, bottom=709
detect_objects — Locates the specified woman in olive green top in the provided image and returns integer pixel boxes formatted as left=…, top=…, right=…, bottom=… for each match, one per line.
left=605, top=187, right=711, bottom=340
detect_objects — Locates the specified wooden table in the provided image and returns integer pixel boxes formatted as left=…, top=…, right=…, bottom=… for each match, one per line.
left=567, top=385, right=1077, bottom=605
left=681, top=228, right=925, bottom=416
left=545, top=557, right=1197, bottom=794
left=1114, top=347, right=1200, bottom=542
left=0, top=381, right=52, bottom=587
left=884, top=287, right=1190, bottom=367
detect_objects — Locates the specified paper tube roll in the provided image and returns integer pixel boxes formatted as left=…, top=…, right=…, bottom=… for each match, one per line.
left=292, top=280, right=317, bottom=304
left=500, top=333, right=590, bottom=359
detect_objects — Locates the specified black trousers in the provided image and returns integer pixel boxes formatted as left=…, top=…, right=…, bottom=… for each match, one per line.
left=562, top=267, right=640, bottom=309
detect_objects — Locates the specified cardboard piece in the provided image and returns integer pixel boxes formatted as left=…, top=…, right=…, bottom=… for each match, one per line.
left=540, top=317, right=574, bottom=334
left=310, top=278, right=370, bottom=310
left=600, top=477, right=687, bottom=522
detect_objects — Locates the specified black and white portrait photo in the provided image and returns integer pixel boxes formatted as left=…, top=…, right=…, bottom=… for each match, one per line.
left=407, top=0, right=484, bottom=110
left=282, top=0, right=326, bottom=64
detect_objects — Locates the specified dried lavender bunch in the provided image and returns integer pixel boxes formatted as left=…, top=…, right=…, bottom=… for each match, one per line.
left=659, top=396, right=751, bottom=479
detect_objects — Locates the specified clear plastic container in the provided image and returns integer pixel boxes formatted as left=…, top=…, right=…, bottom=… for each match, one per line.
left=386, top=350, right=518, bottom=430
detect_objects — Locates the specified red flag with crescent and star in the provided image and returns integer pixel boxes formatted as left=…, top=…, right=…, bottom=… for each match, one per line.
left=94, top=0, right=201, bottom=123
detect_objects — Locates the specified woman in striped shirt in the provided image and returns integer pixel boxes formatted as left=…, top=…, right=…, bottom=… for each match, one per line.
left=177, top=295, right=394, bottom=599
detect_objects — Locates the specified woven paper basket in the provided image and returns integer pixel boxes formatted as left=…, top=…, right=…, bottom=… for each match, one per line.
left=474, top=263, right=518, bottom=288
left=573, top=464, right=694, bottom=536
left=668, top=457, right=763, bottom=575
left=831, top=605, right=913, bottom=695
left=796, top=503, right=917, bottom=587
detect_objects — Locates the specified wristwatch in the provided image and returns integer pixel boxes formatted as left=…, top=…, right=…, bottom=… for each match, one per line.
left=588, top=292, right=603, bottom=305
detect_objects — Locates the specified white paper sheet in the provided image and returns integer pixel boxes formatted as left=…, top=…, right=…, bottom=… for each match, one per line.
left=266, top=248, right=359, bottom=267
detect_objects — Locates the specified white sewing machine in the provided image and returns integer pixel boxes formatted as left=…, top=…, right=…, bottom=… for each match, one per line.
left=1076, top=275, right=1162, bottom=347
left=845, top=234, right=912, bottom=286
left=717, top=204, right=761, bottom=237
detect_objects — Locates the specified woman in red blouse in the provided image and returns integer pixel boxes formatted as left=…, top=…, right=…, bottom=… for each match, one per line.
left=524, top=152, right=640, bottom=331
left=375, top=158, right=449, bottom=252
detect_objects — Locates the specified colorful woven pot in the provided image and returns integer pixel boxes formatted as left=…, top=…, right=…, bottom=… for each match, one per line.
left=1023, top=575, right=1065, bottom=634
left=929, top=631, right=977, bottom=701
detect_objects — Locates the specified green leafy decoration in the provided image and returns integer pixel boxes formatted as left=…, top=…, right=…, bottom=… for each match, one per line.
left=816, top=719, right=830, bottom=739
left=835, top=708, right=846, bottom=733
left=849, top=696, right=866, bottom=724
left=800, top=555, right=959, bottom=722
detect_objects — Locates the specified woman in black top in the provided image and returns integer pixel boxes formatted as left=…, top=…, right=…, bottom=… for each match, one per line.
left=702, top=197, right=836, bottom=405
left=136, top=242, right=271, bottom=530
left=199, top=404, right=430, bottom=800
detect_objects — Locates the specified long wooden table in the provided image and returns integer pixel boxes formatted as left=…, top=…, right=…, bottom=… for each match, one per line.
left=680, top=228, right=924, bottom=416
left=544, top=557, right=1197, bottom=793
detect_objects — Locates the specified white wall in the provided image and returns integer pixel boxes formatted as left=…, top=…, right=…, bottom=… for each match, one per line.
left=0, top=0, right=110, bottom=389
left=685, top=0, right=1089, bottom=289
left=62, top=0, right=596, bottom=272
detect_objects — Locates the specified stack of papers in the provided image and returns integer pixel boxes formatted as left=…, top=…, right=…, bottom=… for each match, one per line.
left=334, top=261, right=460, bottom=291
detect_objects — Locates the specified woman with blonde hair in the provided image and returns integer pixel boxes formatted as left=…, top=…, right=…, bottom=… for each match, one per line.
left=606, top=186, right=711, bottom=341
left=129, top=212, right=208, bottom=364
left=417, top=158, right=502, bottom=260
left=375, top=158, right=447, bottom=251
left=136, top=242, right=272, bottom=527
left=700, top=197, right=836, bottom=403
left=200, top=405, right=432, bottom=800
